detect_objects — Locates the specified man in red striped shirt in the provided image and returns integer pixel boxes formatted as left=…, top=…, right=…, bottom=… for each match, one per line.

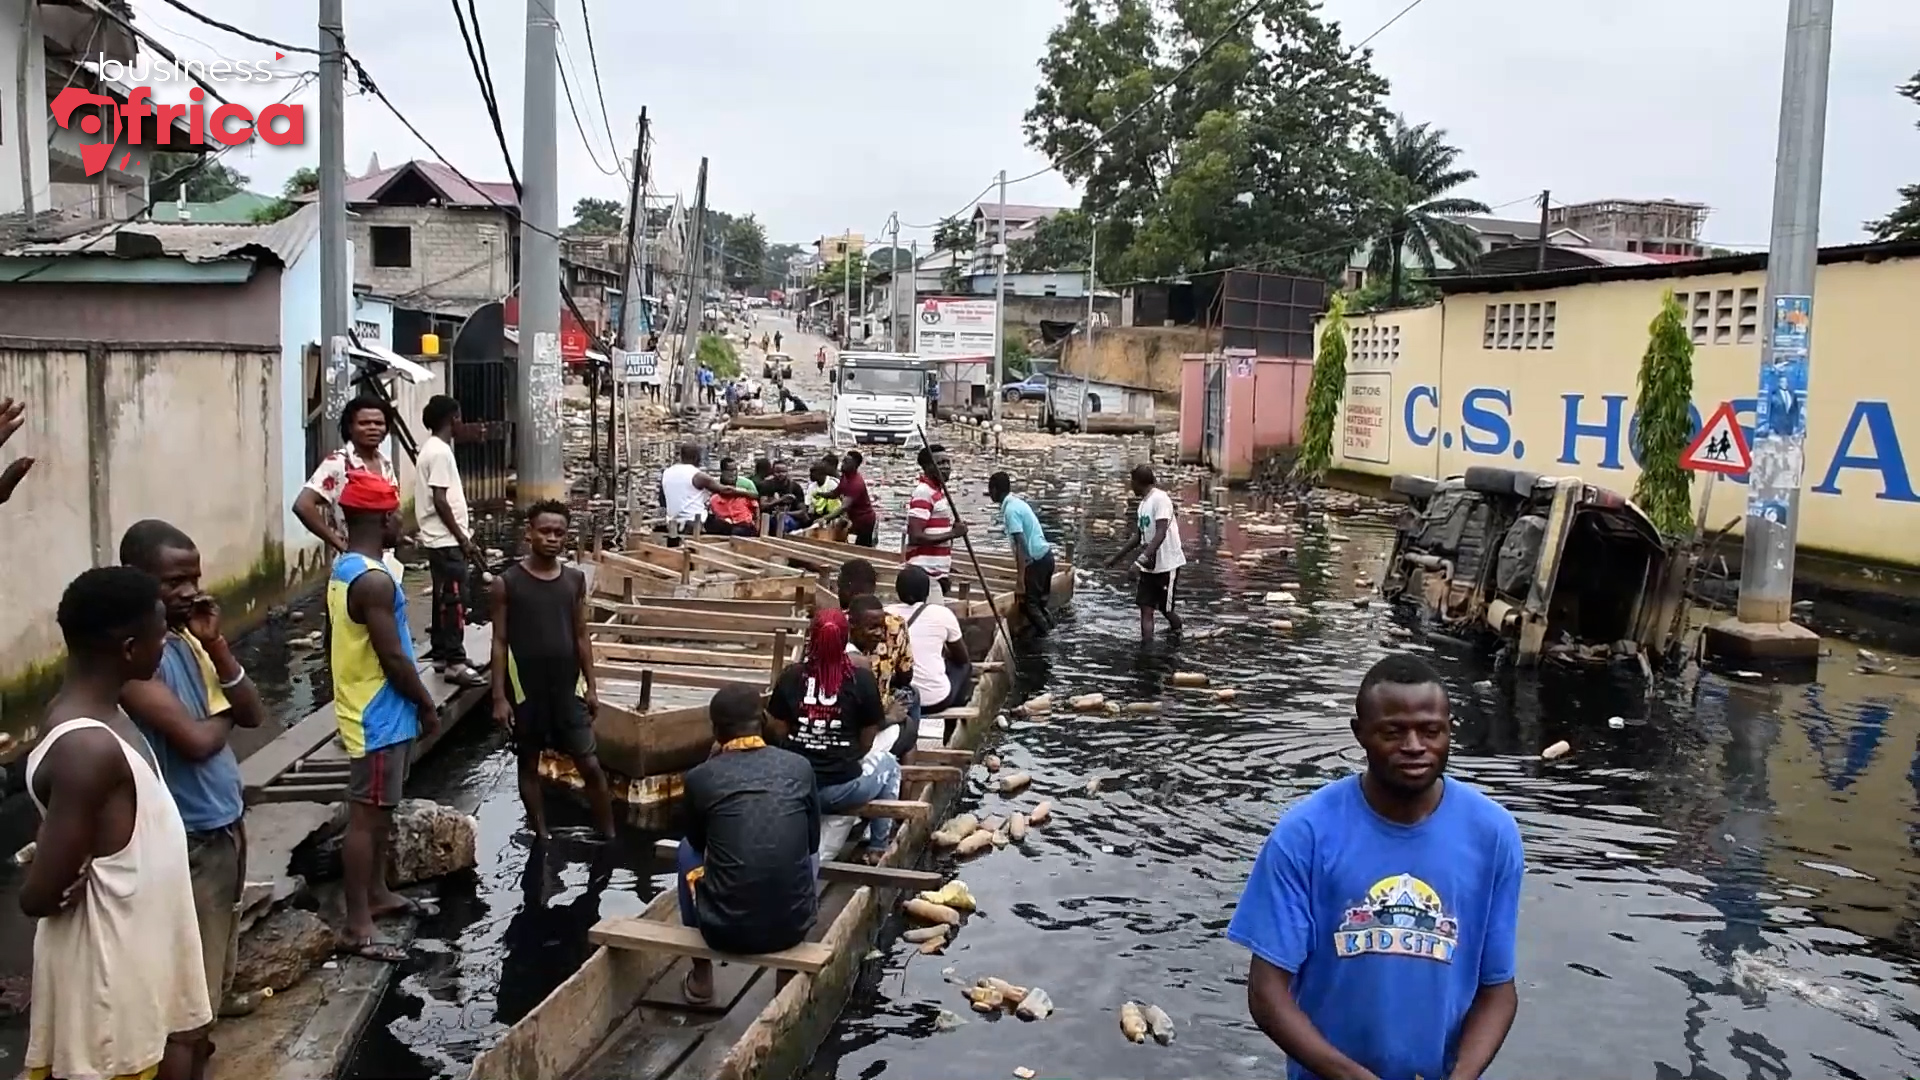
left=905, top=444, right=967, bottom=595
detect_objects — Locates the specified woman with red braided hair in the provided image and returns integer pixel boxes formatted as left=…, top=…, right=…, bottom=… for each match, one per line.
left=765, top=608, right=898, bottom=862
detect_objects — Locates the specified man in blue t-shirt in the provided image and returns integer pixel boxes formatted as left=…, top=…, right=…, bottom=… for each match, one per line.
left=1228, top=653, right=1522, bottom=1080
left=988, top=471, right=1054, bottom=634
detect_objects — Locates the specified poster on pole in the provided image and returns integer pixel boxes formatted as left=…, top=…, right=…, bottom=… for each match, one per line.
left=913, top=297, right=998, bottom=362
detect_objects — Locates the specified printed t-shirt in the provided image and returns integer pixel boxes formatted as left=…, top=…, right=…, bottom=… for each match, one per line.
left=765, top=664, right=884, bottom=787
left=304, top=445, right=398, bottom=543
left=1226, top=775, right=1524, bottom=1080
left=1135, top=487, right=1187, bottom=574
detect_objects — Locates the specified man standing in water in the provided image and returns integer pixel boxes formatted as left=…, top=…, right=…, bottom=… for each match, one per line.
left=23, top=567, right=210, bottom=1080
left=118, top=520, right=266, bottom=1051
left=491, top=500, right=617, bottom=840
left=330, top=471, right=440, bottom=960
left=1228, top=653, right=1522, bottom=1080
left=905, top=444, right=966, bottom=595
left=1108, top=464, right=1184, bottom=641
left=988, top=471, right=1054, bottom=634
left=837, top=450, right=879, bottom=547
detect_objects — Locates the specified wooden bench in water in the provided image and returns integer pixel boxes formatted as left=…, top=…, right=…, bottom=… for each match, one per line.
left=467, top=624, right=1015, bottom=1080
left=587, top=922, right=835, bottom=974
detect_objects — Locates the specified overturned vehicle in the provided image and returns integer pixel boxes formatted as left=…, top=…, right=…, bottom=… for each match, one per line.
left=1381, top=467, right=1694, bottom=668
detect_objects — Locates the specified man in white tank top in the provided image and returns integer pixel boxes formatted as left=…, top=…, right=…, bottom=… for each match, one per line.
left=659, top=440, right=727, bottom=546
left=22, top=567, right=210, bottom=1080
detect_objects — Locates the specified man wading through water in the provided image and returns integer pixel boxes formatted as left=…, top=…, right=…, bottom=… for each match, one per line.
left=119, top=520, right=267, bottom=1067
left=329, top=471, right=441, bottom=961
left=1228, top=653, right=1522, bottom=1080
left=23, top=567, right=209, bottom=1080
left=416, top=394, right=487, bottom=687
left=1108, top=464, right=1184, bottom=642
left=492, top=500, right=617, bottom=840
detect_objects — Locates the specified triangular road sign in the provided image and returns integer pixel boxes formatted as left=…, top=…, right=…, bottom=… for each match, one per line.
left=1680, top=401, right=1752, bottom=475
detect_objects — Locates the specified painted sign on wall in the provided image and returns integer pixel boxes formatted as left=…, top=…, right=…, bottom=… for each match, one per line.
left=1342, top=372, right=1392, bottom=465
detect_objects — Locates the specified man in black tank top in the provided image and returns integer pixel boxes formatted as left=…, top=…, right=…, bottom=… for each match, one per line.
left=488, top=500, right=617, bottom=839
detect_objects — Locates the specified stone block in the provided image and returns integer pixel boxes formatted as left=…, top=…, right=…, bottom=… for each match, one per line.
left=232, top=907, right=336, bottom=994
left=289, top=798, right=477, bottom=887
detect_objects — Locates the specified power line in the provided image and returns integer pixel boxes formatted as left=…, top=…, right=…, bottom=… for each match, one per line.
left=554, top=33, right=622, bottom=177
left=149, top=0, right=316, bottom=55
left=448, top=0, right=520, bottom=193
left=576, top=0, right=624, bottom=179
left=1352, top=0, right=1433, bottom=50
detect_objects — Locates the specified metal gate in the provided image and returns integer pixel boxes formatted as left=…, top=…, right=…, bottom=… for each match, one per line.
left=447, top=302, right=518, bottom=549
left=1202, top=357, right=1226, bottom=468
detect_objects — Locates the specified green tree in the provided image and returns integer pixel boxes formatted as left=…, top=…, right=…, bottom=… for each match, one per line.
left=1292, top=293, right=1349, bottom=485
left=565, top=196, right=624, bottom=235
left=816, top=250, right=871, bottom=295
left=1367, top=116, right=1489, bottom=306
left=932, top=215, right=973, bottom=254
left=1632, top=291, right=1696, bottom=535
left=696, top=333, right=740, bottom=378
left=763, top=241, right=805, bottom=289
left=250, top=167, right=319, bottom=223
left=1024, top=0, right=1391, bottom=281
left=150, top=152, right=248, bottom=203
left=1009, top=208, right=1097, bottom=273
left=1868, top=71, right=1920, bottom=241
left=709, top=211, right=768, bottom=291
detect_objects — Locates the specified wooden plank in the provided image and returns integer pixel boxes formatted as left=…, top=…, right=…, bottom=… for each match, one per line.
left=587, top=919, right=836, bottom=974
left=253, top=783, right=346, bottom=803
left=587, top=622, right=786, bottom=649
left=852, top=799, right=930, bottom=822
left=638, top=957, right=758, bottom=1014
left=909, top=747, right=974, bottom=767
left=237, top=707, right=336, bottom=795
left=686, top=541, right=805, bottom=578
left=900, top=764, right=962, bottom=783
left=595, top=664, right=765, bottom=691
left=931, top=707, right=978, bottom=723
left=598, top=603, right=806, bottom=634
left=593, top=642, right=774, bottom=671
left=648, top=839, right=944, bottom=890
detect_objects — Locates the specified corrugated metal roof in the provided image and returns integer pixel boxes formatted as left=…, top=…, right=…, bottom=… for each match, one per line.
left=290, top=160, right=519, bottom=210
left=3, top=203, right=318, bottom=266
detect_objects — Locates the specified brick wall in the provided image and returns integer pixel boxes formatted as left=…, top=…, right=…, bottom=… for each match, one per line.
left=351, top=205, right=515, bottom=313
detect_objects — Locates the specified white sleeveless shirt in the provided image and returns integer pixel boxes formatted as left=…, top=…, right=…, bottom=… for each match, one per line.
left=661, top=462, right=709, bottom=524
left=25, top=716, right=212, bottom=1080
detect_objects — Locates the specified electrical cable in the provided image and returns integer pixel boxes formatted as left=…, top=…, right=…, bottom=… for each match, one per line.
left=576, top=0, right=625, bottom=179
left=149, top=0, right=316, bottom=55
left=447, top=0, right=521, bottom=193
left=554, top=37, right=622, bottom=177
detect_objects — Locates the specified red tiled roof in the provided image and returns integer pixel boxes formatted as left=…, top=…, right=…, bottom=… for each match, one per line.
left=294, top=160, right=518, bottom=209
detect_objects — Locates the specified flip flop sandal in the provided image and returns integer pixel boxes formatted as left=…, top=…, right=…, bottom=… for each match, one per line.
left=340, top=937, right=408, bottom=963
left=374, top=895, right=440, bottom=919
left=681, top=969, right=715, bottom=1006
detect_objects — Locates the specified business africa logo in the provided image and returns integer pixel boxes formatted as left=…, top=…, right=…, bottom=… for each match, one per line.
left=1334, top=874, right=1459, bottom=963
left=47, top=52, right=306, bottom=177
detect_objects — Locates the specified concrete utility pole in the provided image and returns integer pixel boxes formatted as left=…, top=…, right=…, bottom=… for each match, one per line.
left=1534, top=189, right=1551, bottom=272
left=991, top=170, right=1008, bottom=423
left=1725, top=0, right=1833, bottom=660
left=617, top=107, right=648, bottom=351
left=888, top=213, right=902, bottom=350
left=515, top=0, right=564, bottom=504
left=675, top=157, right=709, bottom=408
left=317, top=0, right=349, bottom=458
left=840, top=231, right=852, bottom=344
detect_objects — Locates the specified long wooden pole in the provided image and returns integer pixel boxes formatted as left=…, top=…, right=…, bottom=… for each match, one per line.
left=915, top=424, right=1015, bottom=656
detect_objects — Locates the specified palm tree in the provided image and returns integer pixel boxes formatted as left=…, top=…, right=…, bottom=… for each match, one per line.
left=1368, top=117, right=1490, bottom=306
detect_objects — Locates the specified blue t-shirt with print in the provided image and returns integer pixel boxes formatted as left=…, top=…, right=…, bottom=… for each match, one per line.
left=1227, top=774, right=1523, bottom=1080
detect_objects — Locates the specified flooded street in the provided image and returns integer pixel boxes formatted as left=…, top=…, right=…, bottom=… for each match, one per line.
left=329, top=428, right=1918, bottom=1080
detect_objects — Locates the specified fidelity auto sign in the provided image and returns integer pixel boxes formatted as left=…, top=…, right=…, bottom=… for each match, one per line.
left=50, top=69, right=304, bottom=177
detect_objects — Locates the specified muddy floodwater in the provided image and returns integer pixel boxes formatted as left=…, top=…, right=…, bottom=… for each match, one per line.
left=325, top=436, right=1919, bottom=1080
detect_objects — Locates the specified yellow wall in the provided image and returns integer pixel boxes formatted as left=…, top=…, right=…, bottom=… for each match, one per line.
left=1328, top=255, right=1920, bottom=566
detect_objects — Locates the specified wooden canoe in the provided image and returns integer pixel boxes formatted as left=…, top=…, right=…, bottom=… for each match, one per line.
left=470, top=632, right=1014, bottom=1080
left=727, top=410, right=829, bottom=434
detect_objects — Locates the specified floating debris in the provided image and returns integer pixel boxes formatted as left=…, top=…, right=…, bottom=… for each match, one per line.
left=1271, top=620, right=1294, bottom=632
left=935, top=1009, right=967, bottom=1032
left=1213, top=689, right=1239, bottom=703
left=903, top=925, right=950, bottom=944
left=956, top=830, right=995, bottom=857
left=985, top=977, right=1029, bottom=1007
left=1170, top=672, right=1209, bottom=688
left=931, top=814, right=980, bottom=848
left=1607, top=715, right=1627, bottom=729
left=1008, top=812, right=1029, bottom=842
left=1029, top=800, right=1053, bottom=826
left=1542, top=740, right=1572, bottom=760
left=1015, top=693, right=1054, bottom=716
left=917, top=880, right=977, bottom=912
left=984, top=753, right=1002, bottom=773
left=1144, top=1003, right=1175, bottom=1044
left=905, top=898, right=962, bottom=926
left=1083, top=776, right=1103, bottom=796
left=1265, top=591, right=1296, bottom=604
left=1124, top=701, right=1161, bottom=714
left=1119, top=1000, right=1148, bottom=1043
left=1069, top=693, right=1107, bottom=712
left=1013, top=1068, right=1036, bottom=1079
left=997, top=771, right=1032, bottom=795
left=1016, top=987, right=1054, bottom=1021
left=992, top=829, right=1010, bottom=848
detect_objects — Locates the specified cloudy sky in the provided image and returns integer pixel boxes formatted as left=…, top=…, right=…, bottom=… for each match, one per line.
left=138, top=0, right=1920, bottom=251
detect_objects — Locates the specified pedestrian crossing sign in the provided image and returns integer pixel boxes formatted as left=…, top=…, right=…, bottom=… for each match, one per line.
left=1680, top=401, right=1752, bottom=475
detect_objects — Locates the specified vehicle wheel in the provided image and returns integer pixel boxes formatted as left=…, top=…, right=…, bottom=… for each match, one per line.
left=1388, top=474, right=1438, bottom=502
left=1004, top=389, right=1021, bottom=403
left=1463, top=466, right=1541, bottom=497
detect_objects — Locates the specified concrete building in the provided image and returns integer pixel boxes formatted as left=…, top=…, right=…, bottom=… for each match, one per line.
left=333, top=160, right=519, bottom=331
left=967, top=202, right=1068, bottom=274
left=1320, top=238, right=1920, bottom=568
left=815, top=232, right=864, bottom=261
left=1343, top=203, right=1710, bottom=290
left=1548, top=199, right=1711, bottom=258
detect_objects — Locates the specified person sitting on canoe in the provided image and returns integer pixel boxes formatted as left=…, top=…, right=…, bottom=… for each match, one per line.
left=677, top=684, right=820, bottom=1006
left=887, top=564, right=974, bottom=743
left=836, top=559, right=915, bottom=734
left=704, top=459, right=761, bottom=537
left=765, top=609, right=898, bottom=865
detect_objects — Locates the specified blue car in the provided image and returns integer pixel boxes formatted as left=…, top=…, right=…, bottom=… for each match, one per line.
left=1002, top=374, right=1048, bottom=403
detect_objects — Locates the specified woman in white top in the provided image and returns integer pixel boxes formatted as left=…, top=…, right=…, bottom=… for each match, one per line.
left=24, top=567, right=210, bottom=1080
